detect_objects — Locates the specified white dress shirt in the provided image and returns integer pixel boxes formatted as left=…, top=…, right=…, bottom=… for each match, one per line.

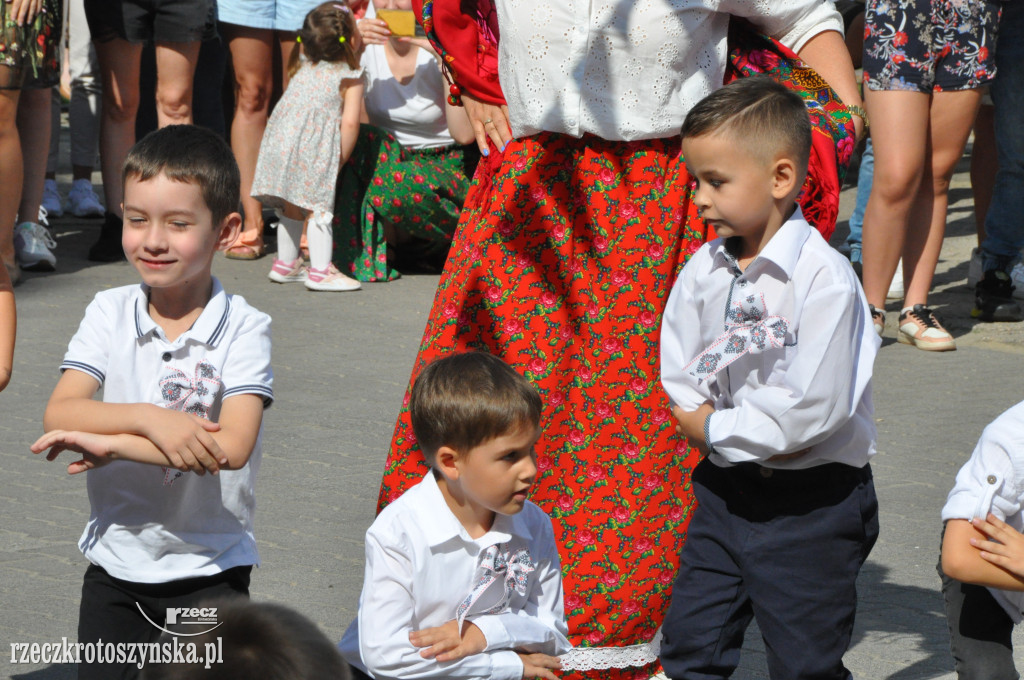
left=61, top=279, right=273, bottom=582
left=942, top=400, right=1024, bottom=622
left=495, top=0, right=843, bottom=141
left=661, top=208, right=879, bottom=469
left=338, top=473, right=571, bottom=680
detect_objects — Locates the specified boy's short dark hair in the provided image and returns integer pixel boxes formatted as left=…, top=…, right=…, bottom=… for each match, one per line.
left=142, top=600, right=350, bottom=680
left=681, top=77, right=812, bottom=173
left=409, top=352, right=542, bottom=464
left=123, top=125, right=241, bottom=226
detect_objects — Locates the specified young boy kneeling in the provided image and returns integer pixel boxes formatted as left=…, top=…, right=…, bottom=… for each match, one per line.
left=658, top=77, right=880, bottom=680
left=940, top=399, right=1024, bottom=679
left=339, top=352, right=571, bottom=680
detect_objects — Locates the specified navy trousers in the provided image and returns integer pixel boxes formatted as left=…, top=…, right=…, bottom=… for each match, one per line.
left=660, top=459, right=878, bottom=680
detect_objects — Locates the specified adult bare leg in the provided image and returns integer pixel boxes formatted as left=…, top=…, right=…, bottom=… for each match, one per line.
left=0, top=88, right=23, bottom=277
left=223, top=23, right=273, bottom=257
left=901, top=89, right=982, bottom=307
left=861, top=89, right=930, bottom=311
left=16, top=88, right=52, bottom=225
left=154, top=41, right=201, bottom=127
left=93, top=38, right=142, bottom=215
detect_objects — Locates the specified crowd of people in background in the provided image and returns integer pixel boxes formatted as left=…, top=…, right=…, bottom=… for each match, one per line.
left=4, top=0, right=1024, bottom=679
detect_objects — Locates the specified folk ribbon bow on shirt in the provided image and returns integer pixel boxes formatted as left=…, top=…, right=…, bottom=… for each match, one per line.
left=684, top=286, right=793, bottom=386
left=456, top=543, right=535, bottom=628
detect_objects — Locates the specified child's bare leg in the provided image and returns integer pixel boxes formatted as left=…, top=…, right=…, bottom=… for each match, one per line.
left=15, top=88, right=51, bottom=225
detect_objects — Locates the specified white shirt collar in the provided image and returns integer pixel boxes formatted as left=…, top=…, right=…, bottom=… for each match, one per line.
left=417, top=473, right=535, bottom=549
left=710, top=206, right=811, bottom=282
left=132, top=278, right=232, bottom=346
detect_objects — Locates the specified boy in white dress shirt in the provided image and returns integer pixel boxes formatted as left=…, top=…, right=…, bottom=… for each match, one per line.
left=940, top=399, right=1024, bottom=679
left=338, top=352, right=571, bottom=680
left=658, top=77, right=880, bottom=680
left=31, top=125, right=272, bottom=680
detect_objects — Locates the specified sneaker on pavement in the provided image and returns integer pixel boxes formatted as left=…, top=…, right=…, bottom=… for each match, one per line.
left=973, top=270, right=1023, bottom=322
left=968, top=248, right=982, bottom=288
left=67, top=179, right=105, bottom=218
left=42, top=179, right=64, bottom=217
left=14, top=222, right=57, bottom=271
left=304, top=263, right=361, bottom=291
left=87, top=211, right=125, bottom=262
left=1012, top=261, right=1024, bottom=301
left=886, top=258, right=904, bottom=302
left=268, top=257, right=308, bottom=283
left=897, top=304, right=956, bottom=351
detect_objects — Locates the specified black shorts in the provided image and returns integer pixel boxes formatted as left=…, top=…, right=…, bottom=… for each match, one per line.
left=84, top=0, right=217, bottom=44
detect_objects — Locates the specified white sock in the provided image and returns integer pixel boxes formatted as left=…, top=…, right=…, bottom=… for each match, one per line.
left=308, top=210, right=334, bottom=271
left=276, top=215, right=303, bottom=264
left=901, top=306, right=914, bottom=316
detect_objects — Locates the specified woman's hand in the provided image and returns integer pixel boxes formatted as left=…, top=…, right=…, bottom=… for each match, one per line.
left=357, top=16, right=391, bottom=46
left=461, top=92, right=512, bottom=155
left=6, top=0, right=44, bottom=26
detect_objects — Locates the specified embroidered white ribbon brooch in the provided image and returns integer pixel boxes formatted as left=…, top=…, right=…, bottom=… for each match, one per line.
left=456, top=543, right=535, bottom=628
left=684, top=289, right=792, bottom=385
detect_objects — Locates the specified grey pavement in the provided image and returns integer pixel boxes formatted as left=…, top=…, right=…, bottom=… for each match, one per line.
left=3, top=146, right=1024, bottom=679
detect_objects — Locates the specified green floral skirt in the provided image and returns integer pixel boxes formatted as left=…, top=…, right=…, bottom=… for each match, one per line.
left=0, top=0, right=61, bottom=89
left=332, top=124, right=473, bottom=282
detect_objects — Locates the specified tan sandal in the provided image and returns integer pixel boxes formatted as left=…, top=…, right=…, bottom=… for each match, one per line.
left=224, top=228, right=266, bottom=260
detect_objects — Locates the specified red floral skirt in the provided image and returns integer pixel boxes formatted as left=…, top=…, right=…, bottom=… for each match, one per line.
left=380, top=132, right=704, bottom=679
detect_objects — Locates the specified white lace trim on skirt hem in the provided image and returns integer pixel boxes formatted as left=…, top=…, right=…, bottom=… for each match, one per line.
left=558, top=628, right=662, bottom=671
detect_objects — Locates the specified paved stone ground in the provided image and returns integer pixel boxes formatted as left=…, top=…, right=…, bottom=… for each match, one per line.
left=3, top=144, right=1023, bottom=678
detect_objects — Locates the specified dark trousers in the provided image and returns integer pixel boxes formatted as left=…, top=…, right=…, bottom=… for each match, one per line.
left=938, top=559, right=1020, bottom=680
left=78, top=563, right=251, bottom=680
left=660, top=459, right=879, bottom=680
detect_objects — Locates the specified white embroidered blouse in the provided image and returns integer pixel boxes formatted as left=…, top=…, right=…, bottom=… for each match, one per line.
left=495, top=0, right=843, bottom=141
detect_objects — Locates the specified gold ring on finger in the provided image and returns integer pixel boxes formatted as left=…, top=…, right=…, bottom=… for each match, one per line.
left=483, top=119, right=493, bottom=125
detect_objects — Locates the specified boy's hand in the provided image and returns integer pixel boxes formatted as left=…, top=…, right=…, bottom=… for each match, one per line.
left=516, top=652, right=561, bottom=680
left=971, top=514, right=1024, bottom=578
left=31, top=430, right=117, bottom=474
left=671, top=401, right=715, bottom=455
left=142, top=406, right=225, bottom=474
left=410, top=620, right=486, bottom=661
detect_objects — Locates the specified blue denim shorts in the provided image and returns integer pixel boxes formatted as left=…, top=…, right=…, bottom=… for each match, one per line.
left=218, top=0, right=321, bottom=32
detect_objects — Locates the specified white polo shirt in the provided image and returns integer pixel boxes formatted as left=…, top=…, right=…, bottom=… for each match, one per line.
left=61, top=278, right=273, bottom=583
left=942, top=400, right=1024, bottom=622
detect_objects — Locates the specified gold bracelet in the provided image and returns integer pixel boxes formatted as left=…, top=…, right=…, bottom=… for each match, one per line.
left=846, top=104, right=869, bottom=128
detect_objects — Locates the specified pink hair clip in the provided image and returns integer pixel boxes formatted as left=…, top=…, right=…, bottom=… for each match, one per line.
left=333, top=3, right=352, bottom=12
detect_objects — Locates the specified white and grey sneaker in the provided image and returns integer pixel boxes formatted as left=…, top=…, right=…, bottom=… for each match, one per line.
left=42, top=179, right=64, bottom=217
left=1012, top=260, right=1024, bottom=301
left=14, top=222, right=57, bottom=271
left=67, top=179, right=105, bottom=218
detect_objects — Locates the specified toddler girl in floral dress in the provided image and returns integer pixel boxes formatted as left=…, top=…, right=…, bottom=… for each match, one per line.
left=252, top=1, right=364, bottom=292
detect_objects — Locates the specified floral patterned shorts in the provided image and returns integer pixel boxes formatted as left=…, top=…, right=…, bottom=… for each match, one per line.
left=863, top=0, right=1000, bottom=92
left=0, top=0, right=61, bottom=90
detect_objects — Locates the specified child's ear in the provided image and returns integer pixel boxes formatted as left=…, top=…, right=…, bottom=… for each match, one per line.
left=770, top=156, right=800, bottom=200
left=435, top=445, right=461, bottom=481
left=215, top=212, right=243, bottom=251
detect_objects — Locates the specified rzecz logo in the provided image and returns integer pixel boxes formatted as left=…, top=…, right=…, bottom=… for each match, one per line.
left=137, top=605, right=223, bottom=636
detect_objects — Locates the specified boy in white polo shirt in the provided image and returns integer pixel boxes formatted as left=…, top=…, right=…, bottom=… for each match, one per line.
left=31, top=125, right=272, bottom=680
left=658, top=78, right=880, bottom=680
